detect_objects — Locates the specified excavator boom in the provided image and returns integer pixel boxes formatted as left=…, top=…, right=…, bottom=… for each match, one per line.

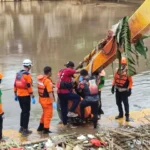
left=58, top=0, right=150, bottom=121
left=81, top=0, right=150, bottom=74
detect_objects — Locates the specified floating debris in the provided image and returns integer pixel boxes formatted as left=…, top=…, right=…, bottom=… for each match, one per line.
left=77, top=135, right=86, bottom=140
left=87, top=134, right=95, bottom=139
left=0, top=124, right=150, bottom=150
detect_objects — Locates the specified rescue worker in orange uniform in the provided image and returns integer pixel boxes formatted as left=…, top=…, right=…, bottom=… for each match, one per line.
left=0, top=73, right=4, bottom=141
left=14, top=59, right=35, bottom=136
left=111, top=57, right=133, bottom=122
left=37, top=66, right=54, bottom=134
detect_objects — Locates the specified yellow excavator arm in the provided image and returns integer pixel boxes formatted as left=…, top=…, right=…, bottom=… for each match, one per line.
left=77, top=0, right=150, bottom=76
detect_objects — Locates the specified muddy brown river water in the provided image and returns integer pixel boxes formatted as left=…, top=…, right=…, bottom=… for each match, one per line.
left=0, top=1, right=150, bottom=132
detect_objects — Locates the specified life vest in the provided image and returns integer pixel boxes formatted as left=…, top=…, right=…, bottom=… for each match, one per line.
left=56, top=69, right=64, bottom=89
left=115, top=70, right=129, bottom=88
left=37, top=75, right=49, bottom=98
left=89, top=79, right=99, bottom=95
left=79, top=77, right=98, bottom=96
left=56, top=69, right=73, bottom=89
left=15, top=71, right=28, bottom=89
left=0, top=89, right=3, bottom=115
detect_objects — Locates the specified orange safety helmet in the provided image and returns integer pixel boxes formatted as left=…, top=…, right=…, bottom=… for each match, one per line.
left=121, top=57, right=127, bottom=65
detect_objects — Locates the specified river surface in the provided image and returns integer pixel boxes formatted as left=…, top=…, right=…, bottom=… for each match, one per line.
left=0, top=1, right=150, bottom=131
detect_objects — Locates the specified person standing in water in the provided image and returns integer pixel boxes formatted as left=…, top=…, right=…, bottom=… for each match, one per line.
left=37, top=66, right=55, bottom=134
left=111, top=57, right=133, bottom=122
left=57, top=61, right=80, bottom=126
left=14, top=59, right=36, bottom=136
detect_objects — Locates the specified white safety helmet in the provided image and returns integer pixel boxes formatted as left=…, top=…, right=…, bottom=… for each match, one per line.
left=23, top=59, right=32, bottom=67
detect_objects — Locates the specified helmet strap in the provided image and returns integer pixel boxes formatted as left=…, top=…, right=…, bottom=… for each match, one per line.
left=23, top=66, right=31, bottom=71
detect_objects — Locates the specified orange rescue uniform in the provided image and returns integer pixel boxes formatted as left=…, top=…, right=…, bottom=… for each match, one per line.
left=37, top=75, right=53, bottom=129
left=14, top=71, right=33, bottom=96
left=112, top=70, right=133, bottom=89
left=112, top=69, right=133, bottom=118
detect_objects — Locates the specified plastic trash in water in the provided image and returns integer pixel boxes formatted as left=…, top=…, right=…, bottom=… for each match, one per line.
left=83, top=140, right=89, bottom=144
left=56, top=146, right=64, bottom=150
left=90, top=139, right=101, bottom=147
left=24, top=146, right=34, bottom=150
left=9, top=148, right=23, bottom=150
left=33, top=144, right=38, bottom=148
left=45, top=139, right=55, bottom=148
left=98, top=148, right=105, bottom=150
left=87, top=134, right=95, bottom=139
left=77, top=135, right=86, bottom=140
left=73, top=145, right=82, bottom=150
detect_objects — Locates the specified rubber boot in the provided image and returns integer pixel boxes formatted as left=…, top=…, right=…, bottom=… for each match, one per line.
left=115, top=115, right=123, bottom=119
left=81, top=119, right=86, bottom=124
left=43, top=128, right=52, bottom=134
left=93, top=120, right=97, bottom=129
left=100, top=109, right=104, bottom=115
left=126, top=116, right=130, bottom=122
left=97, top=115, right=101, bottom=120
left=19, top=127, right=24, bottom=133
left=37, top=123, right=44, bottom=132
left=22, top=129, right=32, bottom=136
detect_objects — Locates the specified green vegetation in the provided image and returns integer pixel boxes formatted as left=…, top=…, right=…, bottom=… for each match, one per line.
left=115, top=16, right=149, bottom=76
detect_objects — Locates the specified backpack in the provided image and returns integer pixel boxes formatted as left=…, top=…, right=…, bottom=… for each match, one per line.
left=78, top=77, right=98, bottom=96
left=15, top=71, right=27, bottom=89
left=56, top=69, right=73, bottom=89
left=88, top=78, right=99, bottom=95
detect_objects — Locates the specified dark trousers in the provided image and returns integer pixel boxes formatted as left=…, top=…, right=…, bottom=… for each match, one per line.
left=80, top=100, right=98, bottom=124
left=116, top=90, right=129, bottom=117
left=98, top=91, right=103, bottom=115
left=58, top=92, right=80, bottom=125
left=0, top=115, right=3, bottom=139
left=18, top=96, right=31, bottom=129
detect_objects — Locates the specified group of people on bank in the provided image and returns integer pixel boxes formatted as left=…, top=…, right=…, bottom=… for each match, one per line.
left=0, top=57, right=133, bottom=141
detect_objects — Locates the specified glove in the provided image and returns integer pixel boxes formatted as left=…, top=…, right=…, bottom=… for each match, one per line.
left=111, top=86, right=115, bottom=94
left=2, top=113, right=5, bottom=119
left=128, top=89, right=132, bottom=97
left=32, top=97, right=36, bottom=104
left=79, top=76, right=83, bottom=82
left=14, top=95, right=18, bottom=101
left=53, top=102, right=57, bottom=109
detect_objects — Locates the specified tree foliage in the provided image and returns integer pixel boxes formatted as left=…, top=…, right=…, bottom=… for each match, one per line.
left=115, top=16, right=149, bottom=76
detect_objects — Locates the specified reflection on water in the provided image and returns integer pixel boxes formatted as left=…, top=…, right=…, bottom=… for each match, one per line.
left=0, top=1, right=150, bottom=130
